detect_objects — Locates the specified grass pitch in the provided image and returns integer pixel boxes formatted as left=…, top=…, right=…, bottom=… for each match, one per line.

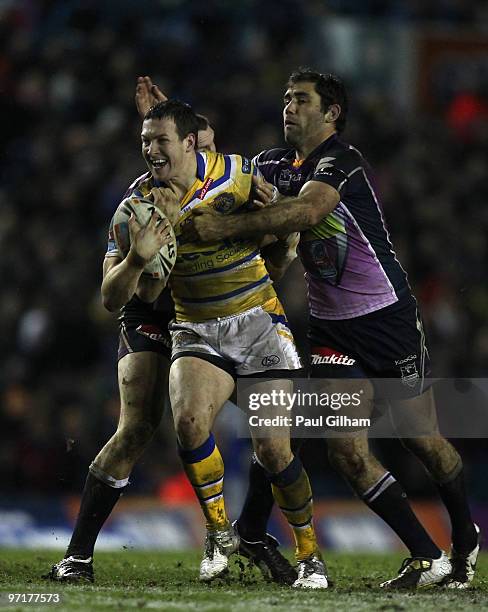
left=0, top=549, right=487, bottom=611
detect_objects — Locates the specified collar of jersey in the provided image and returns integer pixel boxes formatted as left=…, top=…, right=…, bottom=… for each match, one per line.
left=179, top=151, right=208, bottom=210
left=196, top=151, right=206, bottom=180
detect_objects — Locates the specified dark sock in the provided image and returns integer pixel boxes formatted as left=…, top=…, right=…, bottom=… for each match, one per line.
left=237, top=454, right=275, bottom=541
left=237, top=440, right=304, bottom=542
left=436, top=465, right=477, bottom=553
left=363, top=472, right=440, bottom=559
left=66, top=472, right=126, bottom=559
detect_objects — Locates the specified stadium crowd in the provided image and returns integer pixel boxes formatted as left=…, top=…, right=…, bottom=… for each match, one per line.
left=1, top=1, right=487, bottom=500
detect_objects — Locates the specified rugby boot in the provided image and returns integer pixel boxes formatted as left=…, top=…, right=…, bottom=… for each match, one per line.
left=443, top=523, right=481, bottom=589
left=44, top=556, right=94, bottom=583
left=199, top=525, right=240, bottom=581
left=380, top=551, right=451, bottom=589
left=233, top=521, right=297, bottom=585
left=293, top=553, right=328, bottom=589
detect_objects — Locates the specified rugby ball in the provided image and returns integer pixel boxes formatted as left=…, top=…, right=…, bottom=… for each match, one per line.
left=112, top=196, right=177, bottom=281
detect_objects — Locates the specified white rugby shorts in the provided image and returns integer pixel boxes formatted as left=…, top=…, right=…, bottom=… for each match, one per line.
left=170, top=303, right=302, bottom=377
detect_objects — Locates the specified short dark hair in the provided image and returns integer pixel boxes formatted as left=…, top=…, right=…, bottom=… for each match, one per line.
left=288, top=68, right=348, bottom=133
left=144, top=99, right=199, bottom=141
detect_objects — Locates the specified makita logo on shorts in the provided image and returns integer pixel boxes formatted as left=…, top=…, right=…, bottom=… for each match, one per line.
left=311, top=347, right=356, bottom=366
left=136, top=324, right=170, bottom=347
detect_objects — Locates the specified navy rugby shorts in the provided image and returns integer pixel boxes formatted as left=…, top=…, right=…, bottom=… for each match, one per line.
left=118, top=320, right=172, bottom=361
left=308, top=296, right=431, bottom=400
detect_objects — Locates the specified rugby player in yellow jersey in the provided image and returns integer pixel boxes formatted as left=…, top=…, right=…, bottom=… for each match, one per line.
left=47, top=84, right=301, bottom=586
left=132, top=99, right=326, bottom=588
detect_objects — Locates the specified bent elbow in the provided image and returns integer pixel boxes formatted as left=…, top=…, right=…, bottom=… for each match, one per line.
left=101, top=292, right=119, bottom=313
left=299, top=191, right=336, bottom=228
left=102, top=298, right=117, bottom=313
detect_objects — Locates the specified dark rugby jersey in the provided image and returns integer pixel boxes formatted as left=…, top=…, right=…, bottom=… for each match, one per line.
left=253, top=134, right=411, bottom=319
left=119, top=290, right=174, bottom=328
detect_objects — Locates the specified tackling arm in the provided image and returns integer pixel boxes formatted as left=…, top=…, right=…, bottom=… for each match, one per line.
left=192, top=180, right=340, bottom=242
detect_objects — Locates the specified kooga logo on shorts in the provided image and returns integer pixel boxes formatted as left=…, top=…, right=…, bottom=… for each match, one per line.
left=261, top=355, right=281, bottom=367
left=311, top=347, right=356, bottom=366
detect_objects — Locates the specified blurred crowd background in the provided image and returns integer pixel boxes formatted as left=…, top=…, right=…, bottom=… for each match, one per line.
left=1, top=1, right=487, bottom=504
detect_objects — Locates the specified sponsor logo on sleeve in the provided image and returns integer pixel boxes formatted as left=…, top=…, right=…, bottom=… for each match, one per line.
left=242, top=157, right=251, bottom=174
left=315, top=157, right=336, bottom=172
left=314, top=156, right=338, bottom=179
left=198, top=177, right=214, bottom=200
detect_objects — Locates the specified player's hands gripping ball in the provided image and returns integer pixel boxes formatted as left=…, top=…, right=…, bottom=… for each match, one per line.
left=149, top=186, right=180, bottom=227
left=112, top=197, right=177, bottom=281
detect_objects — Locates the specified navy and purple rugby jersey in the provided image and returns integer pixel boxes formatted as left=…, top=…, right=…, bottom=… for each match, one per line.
left=253, top=134, right=412, bottom=320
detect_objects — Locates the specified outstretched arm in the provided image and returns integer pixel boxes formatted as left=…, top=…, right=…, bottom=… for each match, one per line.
left=190, top=177, right=340, bottom=242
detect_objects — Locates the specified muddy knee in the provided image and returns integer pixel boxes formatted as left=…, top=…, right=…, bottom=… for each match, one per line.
left=116, top=421, right=157, bottom=457
left=174, top=410, right=210, bottom=449
left=254, top=441, right=291, bottom=474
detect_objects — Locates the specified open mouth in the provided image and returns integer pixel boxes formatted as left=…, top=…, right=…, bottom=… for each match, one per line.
left=150, top=159, right=168, bottom=169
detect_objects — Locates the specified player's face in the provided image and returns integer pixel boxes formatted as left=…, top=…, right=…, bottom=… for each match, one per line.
left=283, top=81, right=326, bottom=148
left=141, top=118, right=192, bottom=182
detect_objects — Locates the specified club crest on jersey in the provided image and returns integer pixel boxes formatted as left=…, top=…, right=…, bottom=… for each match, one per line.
left=212, top=192, right=235, bottom=213
left=278, top=168, right=302, bottom=192
left=400, top=363, right=419, bottom=387
left=311, top=347, right=356, bottom=366
left=136, top=325, right=170, bottom=347
left=278, top=169, right=292, bottom=190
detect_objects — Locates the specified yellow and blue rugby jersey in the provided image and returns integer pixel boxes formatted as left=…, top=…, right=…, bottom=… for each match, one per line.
left=126, top=151, right=276, bottom=322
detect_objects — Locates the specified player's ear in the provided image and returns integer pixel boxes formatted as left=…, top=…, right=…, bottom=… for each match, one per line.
left=325, top=104, right=341, bottom=124
left=185, top=132, right=197, bottom=152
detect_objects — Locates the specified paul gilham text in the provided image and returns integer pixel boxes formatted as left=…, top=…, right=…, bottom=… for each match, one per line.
left=248, top=415, right=371, bottom=428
